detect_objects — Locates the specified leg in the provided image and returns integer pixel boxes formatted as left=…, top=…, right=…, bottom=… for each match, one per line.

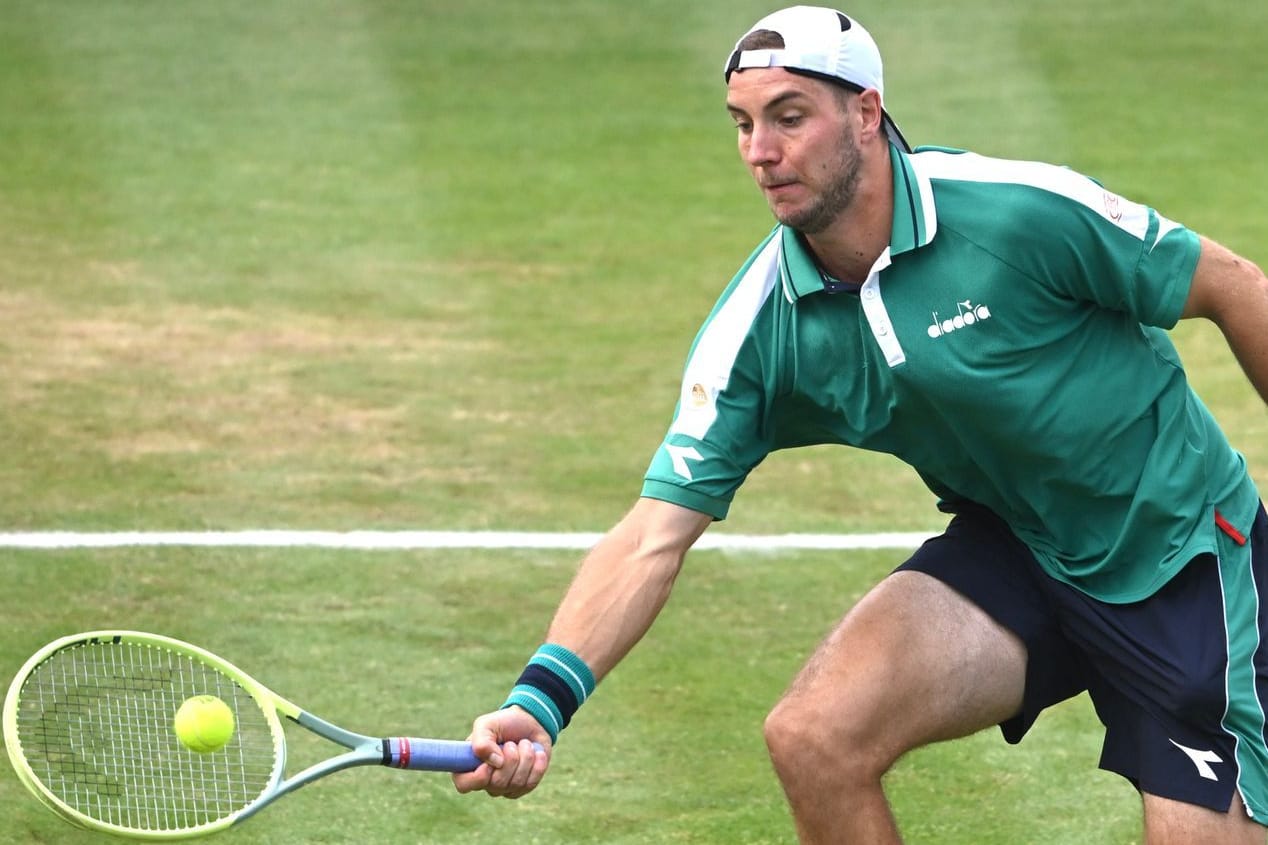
left=1142, top=792, right=1265, bottom=845
left=764, top=570, right=1027, bottom=844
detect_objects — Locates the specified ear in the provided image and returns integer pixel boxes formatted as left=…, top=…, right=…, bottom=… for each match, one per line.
left=856, top=89, right=886, bottom=142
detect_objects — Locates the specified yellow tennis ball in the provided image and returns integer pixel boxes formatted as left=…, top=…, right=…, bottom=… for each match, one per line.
left=174, top=695, right=235, bottom=753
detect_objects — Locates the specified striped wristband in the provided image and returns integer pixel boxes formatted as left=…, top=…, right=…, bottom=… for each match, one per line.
left=501, top=644, right=596, bottom=743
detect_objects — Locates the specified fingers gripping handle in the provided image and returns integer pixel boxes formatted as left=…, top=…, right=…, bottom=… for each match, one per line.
left=381, top=738, right=544, bottom=772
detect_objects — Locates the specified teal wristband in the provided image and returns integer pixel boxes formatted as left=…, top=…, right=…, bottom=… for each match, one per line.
left=501, top=644, right=596, bottom=744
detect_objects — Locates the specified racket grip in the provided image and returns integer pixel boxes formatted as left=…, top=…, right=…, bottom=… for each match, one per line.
left=382, top=738, right=544, bottom=772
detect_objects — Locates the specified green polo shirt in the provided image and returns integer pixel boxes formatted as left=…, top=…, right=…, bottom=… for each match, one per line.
left=642, top=144, right=1258, bottom=603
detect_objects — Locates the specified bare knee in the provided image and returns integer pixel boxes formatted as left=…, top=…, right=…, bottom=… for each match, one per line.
left=762, top=572, right=1027, bottom=791
left=763, top=691, right=896, bottom=786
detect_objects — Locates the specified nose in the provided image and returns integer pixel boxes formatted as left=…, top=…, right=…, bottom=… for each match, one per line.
left=741, top=122, right=780, bottom=168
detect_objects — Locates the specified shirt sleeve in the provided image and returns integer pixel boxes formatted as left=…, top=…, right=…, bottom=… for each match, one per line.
left=641, top=337, right=776, bottom=520
left=1024, top=170, right=1201, bottom=328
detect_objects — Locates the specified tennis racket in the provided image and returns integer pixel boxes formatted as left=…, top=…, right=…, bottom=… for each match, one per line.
left=3, top=630, right=508, bottom=840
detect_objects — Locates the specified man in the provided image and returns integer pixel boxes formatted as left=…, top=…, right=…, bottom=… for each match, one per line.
left=454, top=6, right=1268, bottom=842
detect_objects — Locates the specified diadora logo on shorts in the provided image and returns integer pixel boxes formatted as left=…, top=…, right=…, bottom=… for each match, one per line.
left=927, top=299, right=992, bottom=339
left=1169, top=739, right=1223, bottom=781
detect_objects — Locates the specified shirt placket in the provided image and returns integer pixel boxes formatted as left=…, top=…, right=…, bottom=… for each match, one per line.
left=859, top=250, right=905, bottom=367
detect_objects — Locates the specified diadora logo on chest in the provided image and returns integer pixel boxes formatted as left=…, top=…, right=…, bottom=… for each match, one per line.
left=927, top=299, right=992, bottom=339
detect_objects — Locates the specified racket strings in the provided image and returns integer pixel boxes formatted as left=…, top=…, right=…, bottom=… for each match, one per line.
left=15, top=640, right=279, bottom=832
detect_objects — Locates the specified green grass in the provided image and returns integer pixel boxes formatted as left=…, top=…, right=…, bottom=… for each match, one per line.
left=0, top=549, right=1138, bottom=844
left=2, top=0, right=1266, bottom=842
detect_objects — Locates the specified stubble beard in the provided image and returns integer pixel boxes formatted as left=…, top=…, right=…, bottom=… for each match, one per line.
left=772, top=131, right=863, bottom=235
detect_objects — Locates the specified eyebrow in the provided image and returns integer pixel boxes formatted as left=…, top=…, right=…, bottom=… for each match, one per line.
left=726, top=89, right=812, bottom=117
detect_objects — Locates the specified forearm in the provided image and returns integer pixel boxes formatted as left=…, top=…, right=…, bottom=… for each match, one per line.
left=495, top=498, right=710, bottom=744
left=1219, top=316, right=1268, bottom=408
left=546, top=500, right=705, bottom=681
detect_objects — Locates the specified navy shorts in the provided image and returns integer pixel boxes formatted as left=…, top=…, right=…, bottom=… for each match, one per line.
left=896, top=502, right=1268, bottom=819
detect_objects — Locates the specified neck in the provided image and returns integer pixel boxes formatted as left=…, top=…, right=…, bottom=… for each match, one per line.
left=803, top=143, right=894, bottom=285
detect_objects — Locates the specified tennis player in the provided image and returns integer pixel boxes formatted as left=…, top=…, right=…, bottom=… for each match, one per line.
left=454, top=6, right=1268, bottom=842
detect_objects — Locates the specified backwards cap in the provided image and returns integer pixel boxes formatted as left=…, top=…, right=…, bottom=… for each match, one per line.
left=724, top=6, right=910, bottom=152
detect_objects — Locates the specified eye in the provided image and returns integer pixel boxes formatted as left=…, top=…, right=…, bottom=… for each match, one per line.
left=778, top=113, right=804, bottom=128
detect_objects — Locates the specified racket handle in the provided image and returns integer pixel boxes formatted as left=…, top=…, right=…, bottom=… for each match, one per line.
left=382, top=738, right=544, bottom=772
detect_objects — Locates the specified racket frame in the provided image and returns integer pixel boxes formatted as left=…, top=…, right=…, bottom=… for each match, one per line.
left=3, top=630, right=480, bottom=840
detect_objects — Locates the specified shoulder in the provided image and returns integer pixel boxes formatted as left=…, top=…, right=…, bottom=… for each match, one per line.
left=909, top=146, right=1150, bottom=237
left=911, top=146, right=1094, bottom=191
left=702, top=226, right=787, bottom=327
left=678, top=227, right=786, bottom=400
left=906, top=147, right=1166, bottom=282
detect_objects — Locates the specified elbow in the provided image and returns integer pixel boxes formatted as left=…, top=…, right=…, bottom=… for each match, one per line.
left=607, top=502, right=703, bottom=587
left=619, top=528, right=689, bottom=592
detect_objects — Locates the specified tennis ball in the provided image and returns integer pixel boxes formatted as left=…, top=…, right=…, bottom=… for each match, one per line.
left=174, top=695, right=235, bottom=753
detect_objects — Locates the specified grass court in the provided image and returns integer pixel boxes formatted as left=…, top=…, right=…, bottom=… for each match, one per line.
left=2, top=1, right=1266, bottom=842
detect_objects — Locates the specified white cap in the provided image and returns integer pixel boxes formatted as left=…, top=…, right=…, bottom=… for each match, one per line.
left=724, top=6, right=910, bottom=152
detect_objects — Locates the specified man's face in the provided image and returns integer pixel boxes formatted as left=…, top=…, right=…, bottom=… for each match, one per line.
left=725, top=69, right=862, bottom=234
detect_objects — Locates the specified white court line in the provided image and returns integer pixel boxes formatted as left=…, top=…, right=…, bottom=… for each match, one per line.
left=0, top=530, right=935, bottom=551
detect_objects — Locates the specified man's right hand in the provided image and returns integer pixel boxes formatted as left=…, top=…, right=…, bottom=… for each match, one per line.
left=451, top=706, right=551, bottom=799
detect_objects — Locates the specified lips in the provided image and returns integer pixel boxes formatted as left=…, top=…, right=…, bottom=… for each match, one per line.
left=763, top=181, right=799, bottom=198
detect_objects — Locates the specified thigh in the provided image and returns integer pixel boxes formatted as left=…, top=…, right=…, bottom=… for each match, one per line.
left=780, top=567, right=1027, bottom=763
left=896, top=505, right=1090, bottom=742
left=1142, top=792, right=1265, bottom=845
